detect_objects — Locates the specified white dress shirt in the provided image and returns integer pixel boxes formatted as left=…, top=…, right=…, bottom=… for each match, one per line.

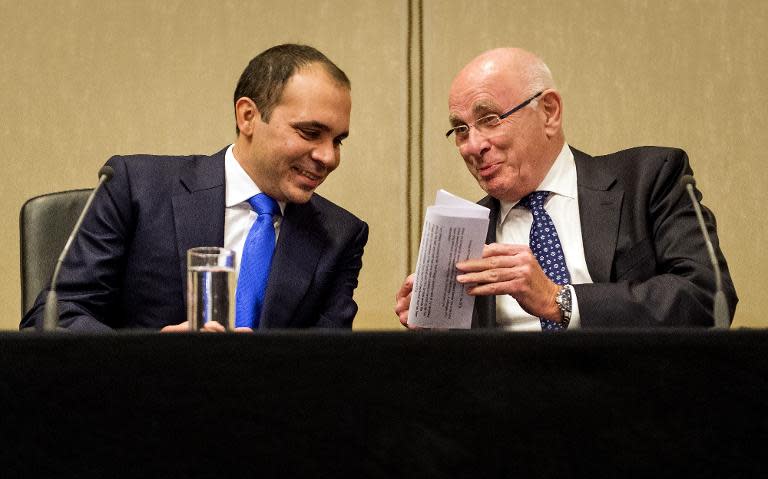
left=223, top=144, right=285, bottom=279
left=495, top=143, right=593, bottom=330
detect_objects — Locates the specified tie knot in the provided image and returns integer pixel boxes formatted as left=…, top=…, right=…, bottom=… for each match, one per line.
left=518, top=191, right=550, bottom=211
left=248, top=193, right=280, bottom=216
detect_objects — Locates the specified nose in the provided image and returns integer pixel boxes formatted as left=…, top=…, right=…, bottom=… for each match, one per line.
left=459, top=126, right=491, bottom=159
left=311, top=139, right=339, bottom=170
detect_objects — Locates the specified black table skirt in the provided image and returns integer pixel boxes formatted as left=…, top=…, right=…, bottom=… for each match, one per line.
left=2, top=330, right=766, bottom=478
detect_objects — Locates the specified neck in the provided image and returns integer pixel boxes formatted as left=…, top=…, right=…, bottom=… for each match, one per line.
left=232, top=137, right=262, bottom=188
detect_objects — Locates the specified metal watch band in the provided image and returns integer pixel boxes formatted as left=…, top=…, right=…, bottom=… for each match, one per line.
left=555, top=285, right=572, bottom=325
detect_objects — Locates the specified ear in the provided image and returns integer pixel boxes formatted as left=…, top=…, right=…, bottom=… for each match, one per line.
left=234, top=97, right=261, bottom=137
left=539, top=90, right=562, bottom=138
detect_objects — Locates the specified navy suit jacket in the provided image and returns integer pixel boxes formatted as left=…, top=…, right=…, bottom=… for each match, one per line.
left=22, top=147, right=369, bottom=331
left=472, top=146, right=738, bottom=328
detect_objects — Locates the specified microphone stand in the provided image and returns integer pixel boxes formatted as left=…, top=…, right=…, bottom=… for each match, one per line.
left=682, top=175, right=730, bottom=329
left=42, top=166, right=114, bottom=331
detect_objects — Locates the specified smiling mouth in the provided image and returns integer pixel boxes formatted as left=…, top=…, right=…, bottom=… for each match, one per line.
left=477, top=163, right=501, bottom=177
left=294, top=167, right=323, bottom=183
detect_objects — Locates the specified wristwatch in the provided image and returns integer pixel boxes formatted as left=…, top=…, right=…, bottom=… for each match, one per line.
left=555, top=285, right=572, bottom=326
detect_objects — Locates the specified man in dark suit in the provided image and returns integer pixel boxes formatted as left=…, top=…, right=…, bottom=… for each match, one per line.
left=22, top=44, right=368, bottom=332
left=395, top=47, right=736, bottom=329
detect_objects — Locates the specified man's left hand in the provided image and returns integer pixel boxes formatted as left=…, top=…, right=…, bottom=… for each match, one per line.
left=456, top=243, right=561, bottom=321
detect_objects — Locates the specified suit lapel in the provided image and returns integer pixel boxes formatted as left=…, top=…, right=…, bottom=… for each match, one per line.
left=573, top=148, right=623, bottom=283
left=259, top=200, right=324, bottom=328
left=171, top=148, right=227, bottom=289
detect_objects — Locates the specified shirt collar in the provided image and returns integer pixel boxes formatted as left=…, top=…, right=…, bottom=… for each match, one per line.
left=498, top=142, right=576, bottom=224
left=224, top=144, right=286, bottom=214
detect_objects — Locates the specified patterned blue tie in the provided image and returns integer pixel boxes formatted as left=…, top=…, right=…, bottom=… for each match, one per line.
left=235, top=193, right=279, bottom=329
left=518, top=191, right=570, bottom=330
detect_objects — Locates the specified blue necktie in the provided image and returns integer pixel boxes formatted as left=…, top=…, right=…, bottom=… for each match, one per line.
left=235, top=193, right=279, bottom=329
left=518, top=191, right=570, bottom=330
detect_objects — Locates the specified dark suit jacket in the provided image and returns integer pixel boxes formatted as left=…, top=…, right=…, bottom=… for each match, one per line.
left=21, top=147, right=369, bottom=332
left=472, top=146, right=737, bottom=328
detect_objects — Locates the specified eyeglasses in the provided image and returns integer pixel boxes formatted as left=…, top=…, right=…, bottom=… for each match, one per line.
left=445, top=90, right=544, bottom=140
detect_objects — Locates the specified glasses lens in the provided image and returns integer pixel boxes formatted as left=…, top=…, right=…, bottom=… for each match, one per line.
left=475, top=114, right=501, bottom=134
left=447, top=125, right=468, bottom=139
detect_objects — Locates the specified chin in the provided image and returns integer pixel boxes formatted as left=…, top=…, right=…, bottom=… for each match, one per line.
left=284, top=188, right=315, bottom=204
left=485, top=184, right=515, bottom=202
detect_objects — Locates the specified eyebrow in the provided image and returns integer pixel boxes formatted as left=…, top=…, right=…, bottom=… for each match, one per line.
left=292, top=120, right=330, bottom=132
left=448, top=100, right=501, bottom=127
left=292, top=120, right=349, bottom=141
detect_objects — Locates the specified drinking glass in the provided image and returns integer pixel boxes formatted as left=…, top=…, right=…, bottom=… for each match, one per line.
left=187, top=247, right=235, bottom=331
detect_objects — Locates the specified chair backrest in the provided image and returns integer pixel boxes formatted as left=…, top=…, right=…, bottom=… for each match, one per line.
left=20, top=189, right=92, bottom=315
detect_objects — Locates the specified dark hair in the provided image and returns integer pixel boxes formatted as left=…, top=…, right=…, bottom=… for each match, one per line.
left=233, top=44, right=350, bottom=134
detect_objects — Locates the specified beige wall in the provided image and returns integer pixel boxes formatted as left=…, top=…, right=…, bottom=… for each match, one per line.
left=1, top=0, right=764, bottom=330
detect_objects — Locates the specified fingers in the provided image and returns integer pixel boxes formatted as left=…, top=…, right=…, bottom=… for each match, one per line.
left=160, top=321, right=190, bottom=333
left=201, top=321, right=226, bottom=333
left=395, top=273, right=415, bottom=327
left=457, top=261, right=535, bottom=288
left=453, top=243, right=557, bottom=319
left=161, top=320, right=244, bottom=333
left=456, top=244, right=536, bottom=287
left=396, top=291, right=412, bottom=327
left=456, top=243, right=530, bottom=272
left=395, top=273, right=415, bottom=299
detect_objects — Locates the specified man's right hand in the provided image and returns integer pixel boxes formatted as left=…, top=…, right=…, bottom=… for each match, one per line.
left=395, top=273, right=415, bottom=328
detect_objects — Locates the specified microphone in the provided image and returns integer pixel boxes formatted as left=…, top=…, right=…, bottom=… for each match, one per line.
left=42, top=166, right=115, bottom=331
left=680, top=174, right=730, bottom=329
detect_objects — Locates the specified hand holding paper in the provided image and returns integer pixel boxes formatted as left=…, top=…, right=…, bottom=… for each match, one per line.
left=406, top=190, right=490, bottom=329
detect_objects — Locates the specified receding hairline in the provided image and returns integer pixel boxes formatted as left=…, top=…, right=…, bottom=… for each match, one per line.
left=235, top=62, right=351, bottom=105
left=300, top=61, right=352, bottom=90
left=452, top=47, right=556, bottom=96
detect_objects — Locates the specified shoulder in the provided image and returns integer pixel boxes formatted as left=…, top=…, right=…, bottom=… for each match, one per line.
left=573, top=146, right=694, bottom=204
left=285, top=194, right=368, bottom=246
left=574, top=145, right=691, bottom=184
left=575, top=146, right=689, bottom=171
left=305, top=193, right=367, bottom=231
left=107, top=152, right=205, bottom=169
left=103, top=147, right=227, bottom=192
left=106, top=148, right=226, bottom=175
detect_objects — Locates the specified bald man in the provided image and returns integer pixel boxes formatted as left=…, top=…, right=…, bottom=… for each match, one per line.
left=396, top=48, right=737, bottom=330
